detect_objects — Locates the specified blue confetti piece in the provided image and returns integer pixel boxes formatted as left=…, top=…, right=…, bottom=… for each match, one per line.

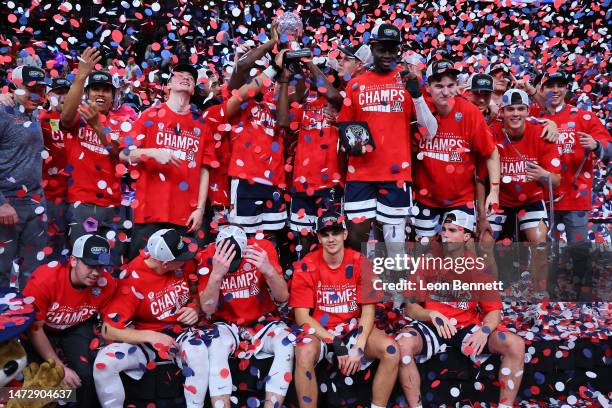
left=182, top=366, right=195, bottom=377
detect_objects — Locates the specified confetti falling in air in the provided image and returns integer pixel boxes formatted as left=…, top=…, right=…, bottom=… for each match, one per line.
left=1, top=0, right=611, bottom=406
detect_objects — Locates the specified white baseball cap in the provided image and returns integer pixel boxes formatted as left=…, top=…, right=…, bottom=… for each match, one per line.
left=500, top=89, right=530, bottom=108
left=442, top=210, right=476, bottom=233
left=215, top=225, right=248, bottom=254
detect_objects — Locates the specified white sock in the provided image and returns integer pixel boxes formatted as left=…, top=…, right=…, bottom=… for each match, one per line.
left=498, top=404, right=513, bottom=408
left=371, top=404, right=385, bottom=408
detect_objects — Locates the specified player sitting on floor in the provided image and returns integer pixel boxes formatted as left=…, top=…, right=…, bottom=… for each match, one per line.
left=198, top=225, right=294, bottom=408
left=290, top=211, right=400, bottom=408
left=396, top=210, right=525, bottom=408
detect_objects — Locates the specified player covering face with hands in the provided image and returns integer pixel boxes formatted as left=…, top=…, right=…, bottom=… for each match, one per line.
left=198, top=225, right=293, bottom=408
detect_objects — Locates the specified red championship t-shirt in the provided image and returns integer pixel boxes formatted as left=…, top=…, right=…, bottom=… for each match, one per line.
left=412, top=250, right=502, bottom=329
left=23, top=261, right=116, bottom=331
left=102, top=254, right=192, bottom=332
left=337, top=68, right=417, bottom=182
left=491, top=120, right=561, bottom=207
left=197, top=238, right=282, bottom=326
left=63, top=110, right=129, bottom=207
left=202, top=103, right=231, bottom=207
left=289, top=94, right=342, bottom=192
left=39, top=110, right=68, bottom=202
left=228, top=95, right=284, bottom=187
left=529, top=104, right=611, bottom=211
left=124, top=103, right=217, bottom=225
left=414, top=97, right=496, bottom=207
left=289, top=248, right=379, bottom=330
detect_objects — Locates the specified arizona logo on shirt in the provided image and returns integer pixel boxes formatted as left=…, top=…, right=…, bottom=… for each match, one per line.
left=148, top=281, right=190, bottom=320
left=316, top=282, right=358, bottom=314
left=419, top=132, right=467, bottom=162
left=557, top=128, right=575, bottom=154
left=221, top=267, right=259, bottom=299
left=357, top=84, right=406, bottom=113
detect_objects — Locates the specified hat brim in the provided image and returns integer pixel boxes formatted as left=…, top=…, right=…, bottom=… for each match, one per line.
left=469, top=86, right=493, bottom=93
left=317, top=224, right=346, bottom=234
left=85, top=80, right=116, bottom=90
left=369, top=38, right=401, bottom=44
left=338, top=46, right=356, bottom=58
left=428, top=68, right=460, bottom=80
left=79, top=257, right=111, bottom=267
left=172, top=64, right=198, bottom=81
left=49, top=85, right=70, bottom=92
left=25, top=80, right=48, bottom=88
left=173, top=237, right=197, bottom=261
left=542, top=76, right=569, bottom=86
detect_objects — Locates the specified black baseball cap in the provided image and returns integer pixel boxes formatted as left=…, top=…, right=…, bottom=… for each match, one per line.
left=50, top=77, right=72, bottom=92
left=171, top=63, right=199, bottom=81
left=485, top=62, right=511, bottom=76
left=425, top=59, right=460, bottom=81
left=540, top=70, right=570, bottom=86
left=338, top=44, right=373, bottom=64
left=72, top=234, right=111, bottom=266
left=370, top=23, right=401, bottom=44
left=426, top=48, right=452, bottom=63
left=11, top=65, right=47, bottom=88
left=316, top=211, right=347, bottom=233
left=468, top=73, right=494, bottom=93
left=84, top=71, right=118, bottom=90
left=147, top=229, right=197, bottom=262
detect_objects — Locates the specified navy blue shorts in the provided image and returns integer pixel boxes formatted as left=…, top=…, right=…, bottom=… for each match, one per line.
left=412, top=202, right=475, bottom=237
left=400, top=322, right=491, bottom=363
left=343, top=181, right=412, bottom=225
left=229, top=178, right=287, bottom=233
left=487, top=199, right=548, bottom=239
left=289, top=187, right=342, bottom=232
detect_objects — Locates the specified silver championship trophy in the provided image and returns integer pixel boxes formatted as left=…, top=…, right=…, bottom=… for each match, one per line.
left=277, top=12, right=304, bottom=40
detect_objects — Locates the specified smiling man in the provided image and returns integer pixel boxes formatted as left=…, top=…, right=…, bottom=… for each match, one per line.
left=337, top=23, right=437, bottom=260
left=412, top=59, right=500, bottom=242
left=529, top=70, right=610, bottom=300
left=23, top=234, right=117, bottom=407
left=120, top=63, right=216, bottom=258
left=61, top=47, right=132, bottom=265
left=0, top=65, right=49, bottom=287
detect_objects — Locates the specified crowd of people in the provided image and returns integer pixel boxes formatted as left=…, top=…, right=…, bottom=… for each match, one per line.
left=0, top=1, right=610, bottom=407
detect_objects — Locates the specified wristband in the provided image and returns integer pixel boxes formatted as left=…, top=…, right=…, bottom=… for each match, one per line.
left=263, top=65, right=278, bottom=79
